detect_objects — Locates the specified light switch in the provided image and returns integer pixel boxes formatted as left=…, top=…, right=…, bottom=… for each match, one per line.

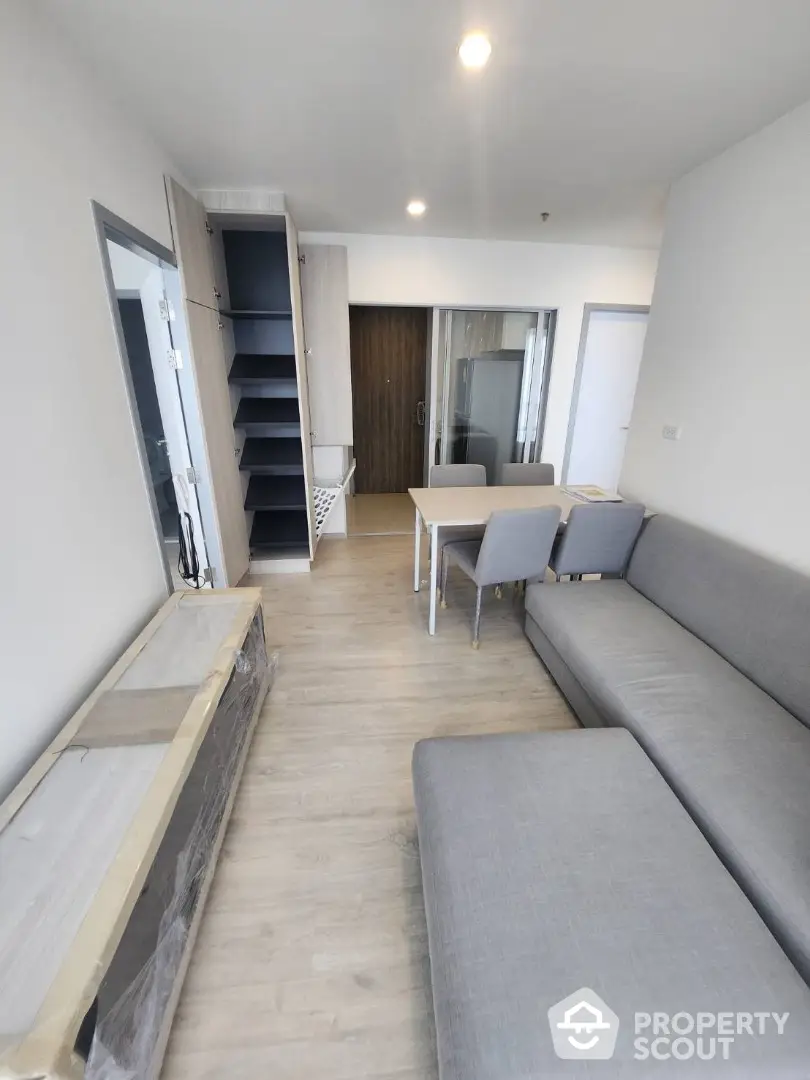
left=662, top=425, right=681, bottom=441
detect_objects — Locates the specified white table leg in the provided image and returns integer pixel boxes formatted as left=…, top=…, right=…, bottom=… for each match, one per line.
left=429, top=523, right=438, bottom=635
left=413, top=508, right=422, bottom=592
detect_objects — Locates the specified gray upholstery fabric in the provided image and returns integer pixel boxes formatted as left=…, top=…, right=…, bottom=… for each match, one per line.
left=445, top=506, right=561, bottom=586
left=524, top=613, right=608, bottom=728
left=413, top=729, right=810, bottom=1079
left=436, top=523, right=486, bottom=552
left=549, top=502, right=645, bottom=577
left=441, top=539, right=480, bottom=579
left=429, top=463, right=487, bottom=487
left=499, top=461, right=555, bottom=486
left=525, top=579, right=810, bottom=982
left=430, top=464, right=487, bottom=555
left=627, top=514, right=810, bottom=728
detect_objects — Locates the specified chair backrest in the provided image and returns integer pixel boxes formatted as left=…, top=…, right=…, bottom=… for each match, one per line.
left=551, top=502, right=645, bottom=577
left=500, top=462, right=555, bottom=486
left=429, top=463, right=487, bottom=488
left=473, top=506, right=562, bottom=587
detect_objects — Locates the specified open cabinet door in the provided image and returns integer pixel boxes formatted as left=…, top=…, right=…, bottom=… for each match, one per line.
left=165, top=176, right=219, bottom=309
left=285, top=212, right=317, bottom=557
left=165, top=176, right=250, bottom=585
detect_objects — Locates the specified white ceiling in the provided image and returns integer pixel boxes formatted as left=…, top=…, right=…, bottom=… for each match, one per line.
left=39, top=0, right=810, bottom=248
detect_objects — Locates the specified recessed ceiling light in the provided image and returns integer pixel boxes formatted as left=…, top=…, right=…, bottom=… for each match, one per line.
left=407, top=199, right=427, bottom=217
left=458, top=31, right=492, bottom=70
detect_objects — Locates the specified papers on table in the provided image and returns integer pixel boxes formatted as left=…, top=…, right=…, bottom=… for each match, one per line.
left=562, top=485, right=623, bottom=503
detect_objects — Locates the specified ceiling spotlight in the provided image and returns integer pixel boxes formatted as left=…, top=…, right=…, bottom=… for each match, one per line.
left=407, top=199, right=427, bottom=217
left=458, top=31, right=492, bottom=70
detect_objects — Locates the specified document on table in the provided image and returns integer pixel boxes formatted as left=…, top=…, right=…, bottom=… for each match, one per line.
left=562, top=485, right=623, bottom=503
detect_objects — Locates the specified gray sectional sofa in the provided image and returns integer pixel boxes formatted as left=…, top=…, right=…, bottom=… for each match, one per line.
left=413, top=514, right=810, bottom=1076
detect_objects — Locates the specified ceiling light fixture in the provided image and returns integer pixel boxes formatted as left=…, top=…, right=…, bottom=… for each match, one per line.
left=407, top=199, right=427, bottom=217
left=458, top=31, right=492, bottom=70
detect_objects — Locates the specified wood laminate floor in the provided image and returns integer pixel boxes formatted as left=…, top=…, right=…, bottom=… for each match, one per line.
left=346, top=493, right=415, bottom=536
left=163, top=534, right=575, bottom=1080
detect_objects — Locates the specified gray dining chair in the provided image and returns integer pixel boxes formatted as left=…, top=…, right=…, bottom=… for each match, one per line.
left=429, top=463, right=487, bottom=584
left=429, top=464, right=487, bottom=488
left=441, top=505, right=562, bottom=648
left=549, top=502, right=646, bottom=580
left=500, top=462, right=555, bottom=486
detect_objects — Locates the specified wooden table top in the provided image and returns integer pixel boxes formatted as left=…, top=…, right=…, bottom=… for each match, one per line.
left=408, top=484, right=584, bottom=527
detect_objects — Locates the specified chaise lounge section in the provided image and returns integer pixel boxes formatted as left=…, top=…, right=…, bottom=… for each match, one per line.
left=525, top=514, right=810, bottom=983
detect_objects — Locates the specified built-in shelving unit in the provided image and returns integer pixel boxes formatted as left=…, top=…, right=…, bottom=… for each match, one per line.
left=219, top=226, right=311, bottom=560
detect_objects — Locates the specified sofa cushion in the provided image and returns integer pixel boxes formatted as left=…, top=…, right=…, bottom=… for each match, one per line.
left=525, top=579, right=810, bottom=982
left=626, top=514, right=810, bottom=728
left=413, top=729, right=810, bottom=1079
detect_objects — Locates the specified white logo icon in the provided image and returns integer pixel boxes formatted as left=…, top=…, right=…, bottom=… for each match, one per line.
left=548, top=988, right=620, bottom=1060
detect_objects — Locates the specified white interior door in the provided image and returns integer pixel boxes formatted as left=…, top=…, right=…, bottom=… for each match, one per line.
left=299, top=245, right=353, bottom=447
left=285, top=214, right=317, bottom=557
left=566, top=309, right=649, bottom=490
left=165, top=175, right=250, bottom=584
left=138, top=266, right=210, bottom=582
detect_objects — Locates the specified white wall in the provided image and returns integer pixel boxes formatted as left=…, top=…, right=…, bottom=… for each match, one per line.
left=300, top=232, right=659, bottom=471
left=0, top=3, right=183, bottom=799
left=621, top=99, right=810, bottom=572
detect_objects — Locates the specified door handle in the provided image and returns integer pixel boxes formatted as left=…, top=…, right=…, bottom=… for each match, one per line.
left=416, top=401, right=426, bottom=427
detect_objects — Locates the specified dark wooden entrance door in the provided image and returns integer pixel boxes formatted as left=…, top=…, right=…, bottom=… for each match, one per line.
left=349, top=306, right=428, bottom=493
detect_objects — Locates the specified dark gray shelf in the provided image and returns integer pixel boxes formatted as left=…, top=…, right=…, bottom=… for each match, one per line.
left=228, top=354, right=297, bottom=385
left=245, top=475, right=307, bottom=511
left=250, top=508, right=309, bottom=552
left=240, top=438, right=303, bottom=475
left=220, top=309, right=292, bottom=321
left=234, top=398, right=300, bottom=435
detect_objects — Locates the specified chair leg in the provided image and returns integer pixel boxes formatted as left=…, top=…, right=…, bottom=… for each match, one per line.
left=472, top=586, right=483, bottom=649
left=494, top=584, right=503, bottom=599
left=440, top=553, right=449, bottom=608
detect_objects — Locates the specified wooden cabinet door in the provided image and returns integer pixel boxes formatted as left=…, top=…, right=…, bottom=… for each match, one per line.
left=182, top=300, right=250, bottom=584
left=165, top=177, right=219, bottom=311
left=165, top=175, right=250, bottom=583
left=300, top=245, right=353, bottom=446
left=285, top=213, right=317, bottom=556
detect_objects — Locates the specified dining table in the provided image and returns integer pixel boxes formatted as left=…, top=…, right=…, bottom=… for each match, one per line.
left=408, top=484, right=587, bottom=635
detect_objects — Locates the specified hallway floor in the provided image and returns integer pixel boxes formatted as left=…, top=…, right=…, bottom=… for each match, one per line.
left=346, top=493, right=415, bottom=536
left=163, top=534, right=574, bottom=1080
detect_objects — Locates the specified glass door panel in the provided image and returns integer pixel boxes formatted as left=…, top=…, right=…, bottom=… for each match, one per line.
left=438, top=309, right=552, bottom=483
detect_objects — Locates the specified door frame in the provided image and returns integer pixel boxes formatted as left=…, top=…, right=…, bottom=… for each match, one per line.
left=561, top=303, right=651, bottom=484
left=92, top=201, right=218, bottom=590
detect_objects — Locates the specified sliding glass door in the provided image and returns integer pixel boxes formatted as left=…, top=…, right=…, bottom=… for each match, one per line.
left=434, top=309, right=555, bottom=483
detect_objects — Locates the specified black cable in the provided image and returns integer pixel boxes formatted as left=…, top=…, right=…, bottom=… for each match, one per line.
left=177, top=511, right=205, bottom=589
